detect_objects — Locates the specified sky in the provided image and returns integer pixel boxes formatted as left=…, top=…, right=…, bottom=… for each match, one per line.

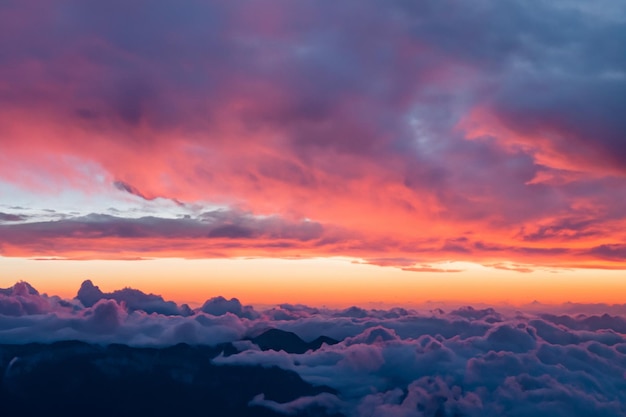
left=1, top=0, right=626, bottom=307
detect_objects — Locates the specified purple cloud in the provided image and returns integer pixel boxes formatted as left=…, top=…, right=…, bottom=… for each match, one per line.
left=0, top=281, right=626, bottom=415
left=1, top=0, right=625, bottom=271
left=77, top=279, right=192, bottom=316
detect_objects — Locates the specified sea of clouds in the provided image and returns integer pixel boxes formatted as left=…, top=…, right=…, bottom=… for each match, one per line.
left=1, top=280, right=626, bottom=416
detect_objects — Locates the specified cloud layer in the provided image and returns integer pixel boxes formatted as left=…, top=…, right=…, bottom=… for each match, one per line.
left=0, top=0, right=625, bottom=269
left=1, top=281, right=626, bottom=416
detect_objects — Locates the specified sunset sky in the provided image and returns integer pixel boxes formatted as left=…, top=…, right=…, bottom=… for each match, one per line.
left=1, top=0, right=625, bottom=307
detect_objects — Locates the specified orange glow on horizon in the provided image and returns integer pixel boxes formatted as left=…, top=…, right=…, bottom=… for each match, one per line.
left=1, top=256, right=625, bottom=309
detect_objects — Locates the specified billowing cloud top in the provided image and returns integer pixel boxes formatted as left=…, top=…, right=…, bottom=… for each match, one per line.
left=1, top=0, right=625, bottom=270
left=1, top=281, right=626, bottom=416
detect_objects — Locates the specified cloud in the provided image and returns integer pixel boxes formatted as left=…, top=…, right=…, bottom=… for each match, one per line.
left=218, top=316, right=626, bottom=416
left=0, top=212, right=26, bottom=222
left=77, top=279, right=192, bottom=316
left=402, top=266, right=464, bottom=273
left=113, top=180, right=153, bottom=200
left=0, top=210, right=331, bottom=260
left=1, top=209, right=624, bottom=270
left=0, top=0, right=625, bottom=269
left=201, top=296, right=259, bottom=319
left=0, top=281, right=69, bottom=316
left=488, top=263, right=534, bottom=273
left=0, top=281, right=249, bottom=346
left=0, top=281, right=626, bottom=415
left=249, top=392, right=344, bottom=416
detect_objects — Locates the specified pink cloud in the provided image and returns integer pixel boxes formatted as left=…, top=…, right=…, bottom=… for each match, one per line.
left=0, top=0, right=624, bottom=270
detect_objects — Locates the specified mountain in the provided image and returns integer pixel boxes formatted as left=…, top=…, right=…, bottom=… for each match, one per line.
left=0, top=341, right=343, bottom=417
left=250, top=328, right=339, bottom=354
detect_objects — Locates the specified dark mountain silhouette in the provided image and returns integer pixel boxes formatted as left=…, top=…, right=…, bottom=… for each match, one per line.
left=250, top=328, right=339, bottom=354
left=0, top=341, right=343, bottom=417
left=309, top=335, right=340, bottom=351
